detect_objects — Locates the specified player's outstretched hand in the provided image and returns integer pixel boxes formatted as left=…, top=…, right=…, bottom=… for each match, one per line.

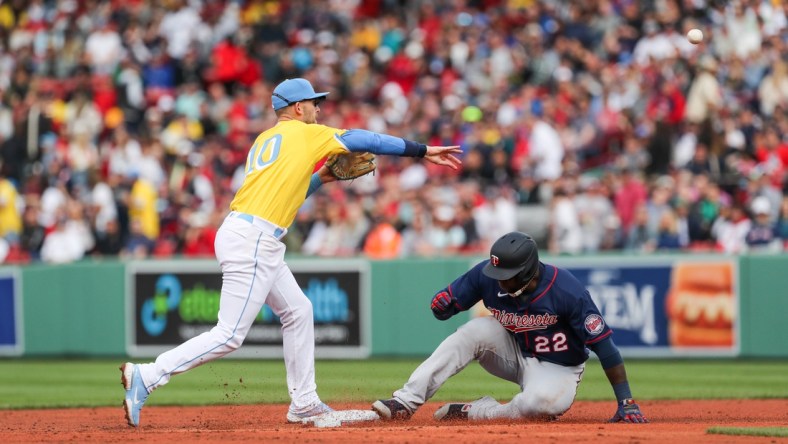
left=424, top=145, right=462, bottom=170
left=609, top=399, right=648, bottom=423
left=431, top=291, right=459, bottom=320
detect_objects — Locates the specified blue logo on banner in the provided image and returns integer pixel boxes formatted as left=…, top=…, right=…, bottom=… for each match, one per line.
left=0, top=276, right=17, bottom=346
left=304, top=278, right=349, bottom=322
left=141, top=274, right=182, bottom=336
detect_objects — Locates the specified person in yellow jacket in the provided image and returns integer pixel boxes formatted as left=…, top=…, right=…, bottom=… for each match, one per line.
left=0, top=176, right=22, bottom=242
left=128, top=176, right=159, bottom=242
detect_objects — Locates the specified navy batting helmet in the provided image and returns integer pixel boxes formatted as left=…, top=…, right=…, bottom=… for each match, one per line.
left=482, top=231, right=539, bottom=283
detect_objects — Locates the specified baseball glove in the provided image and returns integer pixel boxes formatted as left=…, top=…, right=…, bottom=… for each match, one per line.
left=325, top=152, right=376, bottom=180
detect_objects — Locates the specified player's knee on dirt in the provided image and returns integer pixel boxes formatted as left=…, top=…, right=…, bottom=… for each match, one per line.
left=512, top=388, right=571, bottom=418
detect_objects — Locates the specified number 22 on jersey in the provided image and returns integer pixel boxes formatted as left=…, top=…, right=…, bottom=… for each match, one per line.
left=246, top=134, right=282, bottom=175
left=534, top=332, right=568, bottom=352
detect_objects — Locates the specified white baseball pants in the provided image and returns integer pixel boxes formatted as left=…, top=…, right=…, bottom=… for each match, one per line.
left=393, top=316, right=584, bottom=419
left=136, top=214, right=322, bottom=413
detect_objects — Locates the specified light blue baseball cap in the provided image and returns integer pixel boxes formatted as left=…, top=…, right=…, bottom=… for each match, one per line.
left=271, top=78, right=330, bottom=110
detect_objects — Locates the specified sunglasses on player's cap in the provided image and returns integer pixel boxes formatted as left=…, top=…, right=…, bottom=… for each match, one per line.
left=271, top=78, right=330, bottom=110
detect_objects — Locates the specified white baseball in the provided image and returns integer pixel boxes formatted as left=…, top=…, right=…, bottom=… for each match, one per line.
left=687, top=28, right=703, bottom=44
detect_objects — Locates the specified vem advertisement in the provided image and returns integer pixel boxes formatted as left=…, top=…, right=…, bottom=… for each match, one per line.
left=472, top=257, right=738, bottom=357
left=126, top=260, right=370, bottom=359
left=0, top=269, right=23, bottom=355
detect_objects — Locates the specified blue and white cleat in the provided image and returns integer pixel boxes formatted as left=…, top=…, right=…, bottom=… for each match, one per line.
left=120, top=362, right=149, bottom=427
left=286, top=402, right=334, bottom=424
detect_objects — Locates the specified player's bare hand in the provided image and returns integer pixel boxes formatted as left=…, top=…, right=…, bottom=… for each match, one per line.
left=424, top=145, right=462, bottom=170
left=609, top=399, right=648, bottom=423
left=316, top=164, right=339, bottom=184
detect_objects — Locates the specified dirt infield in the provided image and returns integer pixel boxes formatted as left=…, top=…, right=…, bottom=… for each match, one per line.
left=1, top=400, right=786, bottom=443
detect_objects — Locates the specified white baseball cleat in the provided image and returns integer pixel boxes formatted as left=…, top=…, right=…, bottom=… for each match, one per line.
left=286, top=402, right=334, bottom=424
left=120, top=362, right=150, bottom=427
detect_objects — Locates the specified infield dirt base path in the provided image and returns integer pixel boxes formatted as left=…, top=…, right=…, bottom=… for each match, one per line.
left=1, top=400, right=786, bottom=443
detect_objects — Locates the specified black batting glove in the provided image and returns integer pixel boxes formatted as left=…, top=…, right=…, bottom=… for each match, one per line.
left=609, top=399, right=648, bottom=423
left=430, top=291, right=459, bottom=320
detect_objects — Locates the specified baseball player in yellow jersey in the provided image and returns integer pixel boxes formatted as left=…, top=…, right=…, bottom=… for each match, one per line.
left=120, top=78, right=462, bottom=427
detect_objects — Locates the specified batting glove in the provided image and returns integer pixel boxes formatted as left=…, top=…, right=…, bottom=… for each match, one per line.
left=609, top=399, right=648, bottom=423
left=431, top=291, right=459, bottom=320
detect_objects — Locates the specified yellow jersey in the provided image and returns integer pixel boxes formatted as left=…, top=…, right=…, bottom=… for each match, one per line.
left=0, top=178, right=21, bottom=237
left=230, top=120, right=349, bottom=227
left=129, top=178, right=160, bottom=240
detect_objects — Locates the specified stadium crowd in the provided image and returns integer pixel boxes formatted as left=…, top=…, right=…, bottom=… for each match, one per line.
left=0, top=0, right=787, bottom=264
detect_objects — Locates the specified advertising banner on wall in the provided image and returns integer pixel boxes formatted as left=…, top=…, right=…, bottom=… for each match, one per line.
left=0, top=268, right=23, bottom=356
left=126, top=260, right=371, bottom=359
left=470, top=256, right=738, bottom=357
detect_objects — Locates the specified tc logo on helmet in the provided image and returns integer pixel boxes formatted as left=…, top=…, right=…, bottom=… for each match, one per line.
left=491, top=255, right=499, bottom=266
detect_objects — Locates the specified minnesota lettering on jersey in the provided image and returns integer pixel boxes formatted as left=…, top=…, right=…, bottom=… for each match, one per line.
left=488, top=308, right=559, bottom=333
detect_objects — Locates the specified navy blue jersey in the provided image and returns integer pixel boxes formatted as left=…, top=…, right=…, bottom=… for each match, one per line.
left=443, top=260, right=612, bottom=367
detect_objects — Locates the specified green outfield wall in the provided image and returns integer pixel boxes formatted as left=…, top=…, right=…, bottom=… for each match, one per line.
left=2, top=254, right=788, bottom=358
left=20, top=261, right=126, bottom=355
left=738, top=255, right=788, bottom=357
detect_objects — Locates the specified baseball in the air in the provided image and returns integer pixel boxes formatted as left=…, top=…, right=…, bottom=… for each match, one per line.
left=687, top=28, right=703, bottom=44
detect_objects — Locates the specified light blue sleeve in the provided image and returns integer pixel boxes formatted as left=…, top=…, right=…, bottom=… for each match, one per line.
left=305, top=173, right=323, bottom=198
left=336, top=129, right=407, bottom=155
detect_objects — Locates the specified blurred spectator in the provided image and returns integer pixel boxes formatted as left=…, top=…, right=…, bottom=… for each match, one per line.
left=66, top=129, right=99, bottom=190
left=626, top=204, right=656, bottom=253
left=362, top=211, right=402, bottom=260
left=613, top=168, right=648, bottom=234
left=180, top=210, right=216, bottom=258
left=776, top=197, right=788, bottom=246
left=65, top=90, right=102, bottom=142
left=159, top=0, right=204, bottom=61
left=712, top=203, right=751, bottom=254
left=548, top=187, right=582, bottom=255
left=302, top=204, right=346, bottom=257
left=84, top=20, right=123, bottom=75
left=758, top=60, right=788, bottom=117
left=514, top=170, right=542, bottom=205
left=19, top=202, right=45, bottom=261
left=688, top=178, right=724, bottom=244
left=685, top=56, right=722, bottom=148
left=455, top=201, right=483, bottom=253
left=574, top=176, right=613, bottom=253
left=526, top=113, right=564, bottom=181
left=674, top=199, right=692, bottom=249
left=424, top=205, right=466, bottom=256
left=632, top=19, right=676, bottom=66
left=1, top=92, right=53, bottom=185
left=399, top=208, right=432, bottom=257
left=745, top=196, right=781, bottom=252
left=473, top=187, right=517, bottom=248
left=0, top=175, right=21, bottom=242
left=92, top=218, right=124, bottom=257
left=655, top=209, right=684, bottom=251
left=122, top=218, right=155, bottom=259
left=40, top=211, right=85, bottom=264
left=64, top=199, right=95, bottom=256
left=128, top=176, right=159, bottom=246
